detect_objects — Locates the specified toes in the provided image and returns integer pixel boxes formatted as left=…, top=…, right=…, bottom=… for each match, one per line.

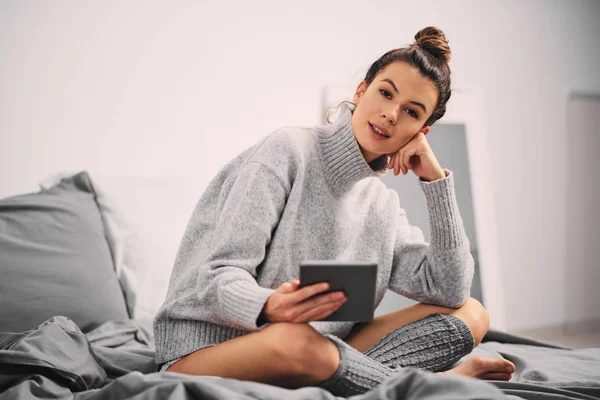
left=481, top=372, right=513, bottom=381
left=502, top=360, right=516, bottom=374
left=470, top=357, right=515, bottom=374
left=488, top=358, right=513, bottom=373
left=469, top=356, right=490, bottom=373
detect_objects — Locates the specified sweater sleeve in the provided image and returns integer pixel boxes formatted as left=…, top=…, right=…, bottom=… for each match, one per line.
left=388, top=170, right=474, bottom=308
left=200, top=161, right=288, bottom=331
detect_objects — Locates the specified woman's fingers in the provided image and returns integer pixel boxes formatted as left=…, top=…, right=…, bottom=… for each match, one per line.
left=270, top=280, right=347, bottom=323
left=309, top=301, right=346, bottom=322
left=285, top=282, right=330, bottom=305
left=398, top=148, right=410, bottom=175
left=290, top=290, right=346, bottom=317
left=276, top=280, right=299, bottom=294
left=402, top=150, right=413, bottom=175
left=400, top=151, right=407, bottom=175
left=293, top=297, right=346, bottom=322
left=389, top=153, right=398, bottom=173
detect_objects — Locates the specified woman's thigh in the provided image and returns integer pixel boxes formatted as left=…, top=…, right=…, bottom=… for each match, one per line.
left=344, top=298, right=487, bottom=353
left=165, top=322, right=339, bottom=389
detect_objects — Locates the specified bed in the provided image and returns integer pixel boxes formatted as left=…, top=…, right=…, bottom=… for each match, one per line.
left=1, top=171, right=599, bottom=400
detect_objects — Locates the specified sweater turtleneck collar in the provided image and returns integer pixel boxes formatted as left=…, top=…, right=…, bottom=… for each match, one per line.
left=317, top=105, right=389, bottom=196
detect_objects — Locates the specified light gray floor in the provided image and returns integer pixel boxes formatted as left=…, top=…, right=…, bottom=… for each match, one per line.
left=514, top=327, right=600, bottom=349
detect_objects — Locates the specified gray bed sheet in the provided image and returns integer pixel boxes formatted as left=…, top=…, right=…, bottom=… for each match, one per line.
left=1, top=316, right=599, bottom=400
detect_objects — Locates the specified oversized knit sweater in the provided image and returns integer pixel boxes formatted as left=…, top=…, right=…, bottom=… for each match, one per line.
left=153, top=105, right=474, bottom=364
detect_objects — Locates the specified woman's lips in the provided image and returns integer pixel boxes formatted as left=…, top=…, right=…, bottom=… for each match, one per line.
left=369, top=122, right=389, bottom=140
left=370, top=122, right=390, bottom=137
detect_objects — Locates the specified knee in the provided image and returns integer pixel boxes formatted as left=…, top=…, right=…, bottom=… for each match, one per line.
left=453, top=297, right=489, bottom=347
left=263, top=323, right=340, bottom=382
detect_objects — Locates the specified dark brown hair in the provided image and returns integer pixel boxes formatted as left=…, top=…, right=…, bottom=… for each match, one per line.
left=335, top=26, right=452, bottom=128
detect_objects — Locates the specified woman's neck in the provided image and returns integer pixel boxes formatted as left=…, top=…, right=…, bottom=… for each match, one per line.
left=358, top=144, right=382, bottom=164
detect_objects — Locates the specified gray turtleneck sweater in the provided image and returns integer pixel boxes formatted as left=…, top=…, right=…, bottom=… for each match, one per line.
left=153, top=106, right=474, bottom=365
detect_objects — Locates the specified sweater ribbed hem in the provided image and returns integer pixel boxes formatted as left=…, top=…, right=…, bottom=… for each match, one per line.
left=221, top=280, right=276, bottom=331
left=317, top=105, right=388, bottom=196
left=447, top=314, right=475, bottom=348
left=154, top=319, right=252, bottom=364
left=418, top=170, right=468, bottom=251
left=318, top=333, right=395, bottom=396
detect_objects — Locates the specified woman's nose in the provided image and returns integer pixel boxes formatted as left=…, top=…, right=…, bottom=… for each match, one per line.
left=382, top=105, right=400, bottom=125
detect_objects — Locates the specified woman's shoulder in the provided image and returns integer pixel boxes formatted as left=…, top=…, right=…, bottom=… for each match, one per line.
left=246, top=123, right=320, bottom=170
left=260, top=123, right=319, bottom=154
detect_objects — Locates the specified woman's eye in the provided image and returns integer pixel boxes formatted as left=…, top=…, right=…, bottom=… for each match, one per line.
left=379, top=89, right=392, bottom=99
left=406, top=108, right=418, bottom=119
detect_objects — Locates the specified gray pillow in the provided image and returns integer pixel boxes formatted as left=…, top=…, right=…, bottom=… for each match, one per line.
left=0, top=171, right=130, bottom=333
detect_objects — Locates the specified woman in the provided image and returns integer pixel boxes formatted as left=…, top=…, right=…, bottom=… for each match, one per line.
left=153, top=26, right=515, bottom=396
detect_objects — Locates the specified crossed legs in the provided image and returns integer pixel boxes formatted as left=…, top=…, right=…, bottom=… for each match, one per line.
left=166, top=297, right=514, bottom=388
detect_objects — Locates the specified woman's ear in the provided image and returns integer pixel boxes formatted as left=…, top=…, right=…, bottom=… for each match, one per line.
left=353, top=80, right=368, bottom=105
left=421, top=126, right=431, bottom=136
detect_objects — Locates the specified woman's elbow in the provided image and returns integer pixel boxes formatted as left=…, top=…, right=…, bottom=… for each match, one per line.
left=437, top=267, right=474, bottom=308
left=427, top=250, right=474, bottom=308
left=440, top=286, right=472, bottom=309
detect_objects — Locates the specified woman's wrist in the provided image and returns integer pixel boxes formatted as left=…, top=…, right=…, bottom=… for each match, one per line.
left=420, top=169, right=447, bottom=182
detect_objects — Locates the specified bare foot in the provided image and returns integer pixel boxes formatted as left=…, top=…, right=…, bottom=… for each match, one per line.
left=438, top=356, right=516, bottom=381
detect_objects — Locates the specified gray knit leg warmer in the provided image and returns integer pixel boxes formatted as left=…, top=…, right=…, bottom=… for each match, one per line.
left=364, top=313, right=474, bottom=372
left=316, top=333, right=397, bottom=397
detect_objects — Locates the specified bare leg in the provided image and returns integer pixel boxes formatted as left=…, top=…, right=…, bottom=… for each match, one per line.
left=345, top=297, right=515, bottom=380
left=166, top=322, right=340, bottom=389
left=346, top=298, right=489, bottom=351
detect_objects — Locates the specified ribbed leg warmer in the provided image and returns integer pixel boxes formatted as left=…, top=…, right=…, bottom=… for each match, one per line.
left=317, top=313, right=475, bottom=397
left=364, top=313, right=474, bottom=372
left=317, top=333, right=397, bottom=397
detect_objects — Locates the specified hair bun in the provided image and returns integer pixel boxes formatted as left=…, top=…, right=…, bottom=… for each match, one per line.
left=414, top=26, right=451, bottom=63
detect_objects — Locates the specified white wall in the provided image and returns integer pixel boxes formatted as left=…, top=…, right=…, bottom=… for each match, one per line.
left=1, top=0, right=599, bottom=332
left=565, top=95, right=600, bottom=328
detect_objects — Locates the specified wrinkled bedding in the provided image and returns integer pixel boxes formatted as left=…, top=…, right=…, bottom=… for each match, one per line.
left=1, top=316, right=599, bottom=400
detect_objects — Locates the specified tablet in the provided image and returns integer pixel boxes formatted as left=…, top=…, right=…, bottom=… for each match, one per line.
left=299, top=260, right=378, bottom=322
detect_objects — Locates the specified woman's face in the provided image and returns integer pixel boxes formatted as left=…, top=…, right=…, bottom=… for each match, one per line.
left=352, top=61, right=439, bottom=163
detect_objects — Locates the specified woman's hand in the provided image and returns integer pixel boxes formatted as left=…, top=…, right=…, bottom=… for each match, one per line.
left=262, top=280, right=347, bottom=323
left=387, top=132, right=446, bottom=182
